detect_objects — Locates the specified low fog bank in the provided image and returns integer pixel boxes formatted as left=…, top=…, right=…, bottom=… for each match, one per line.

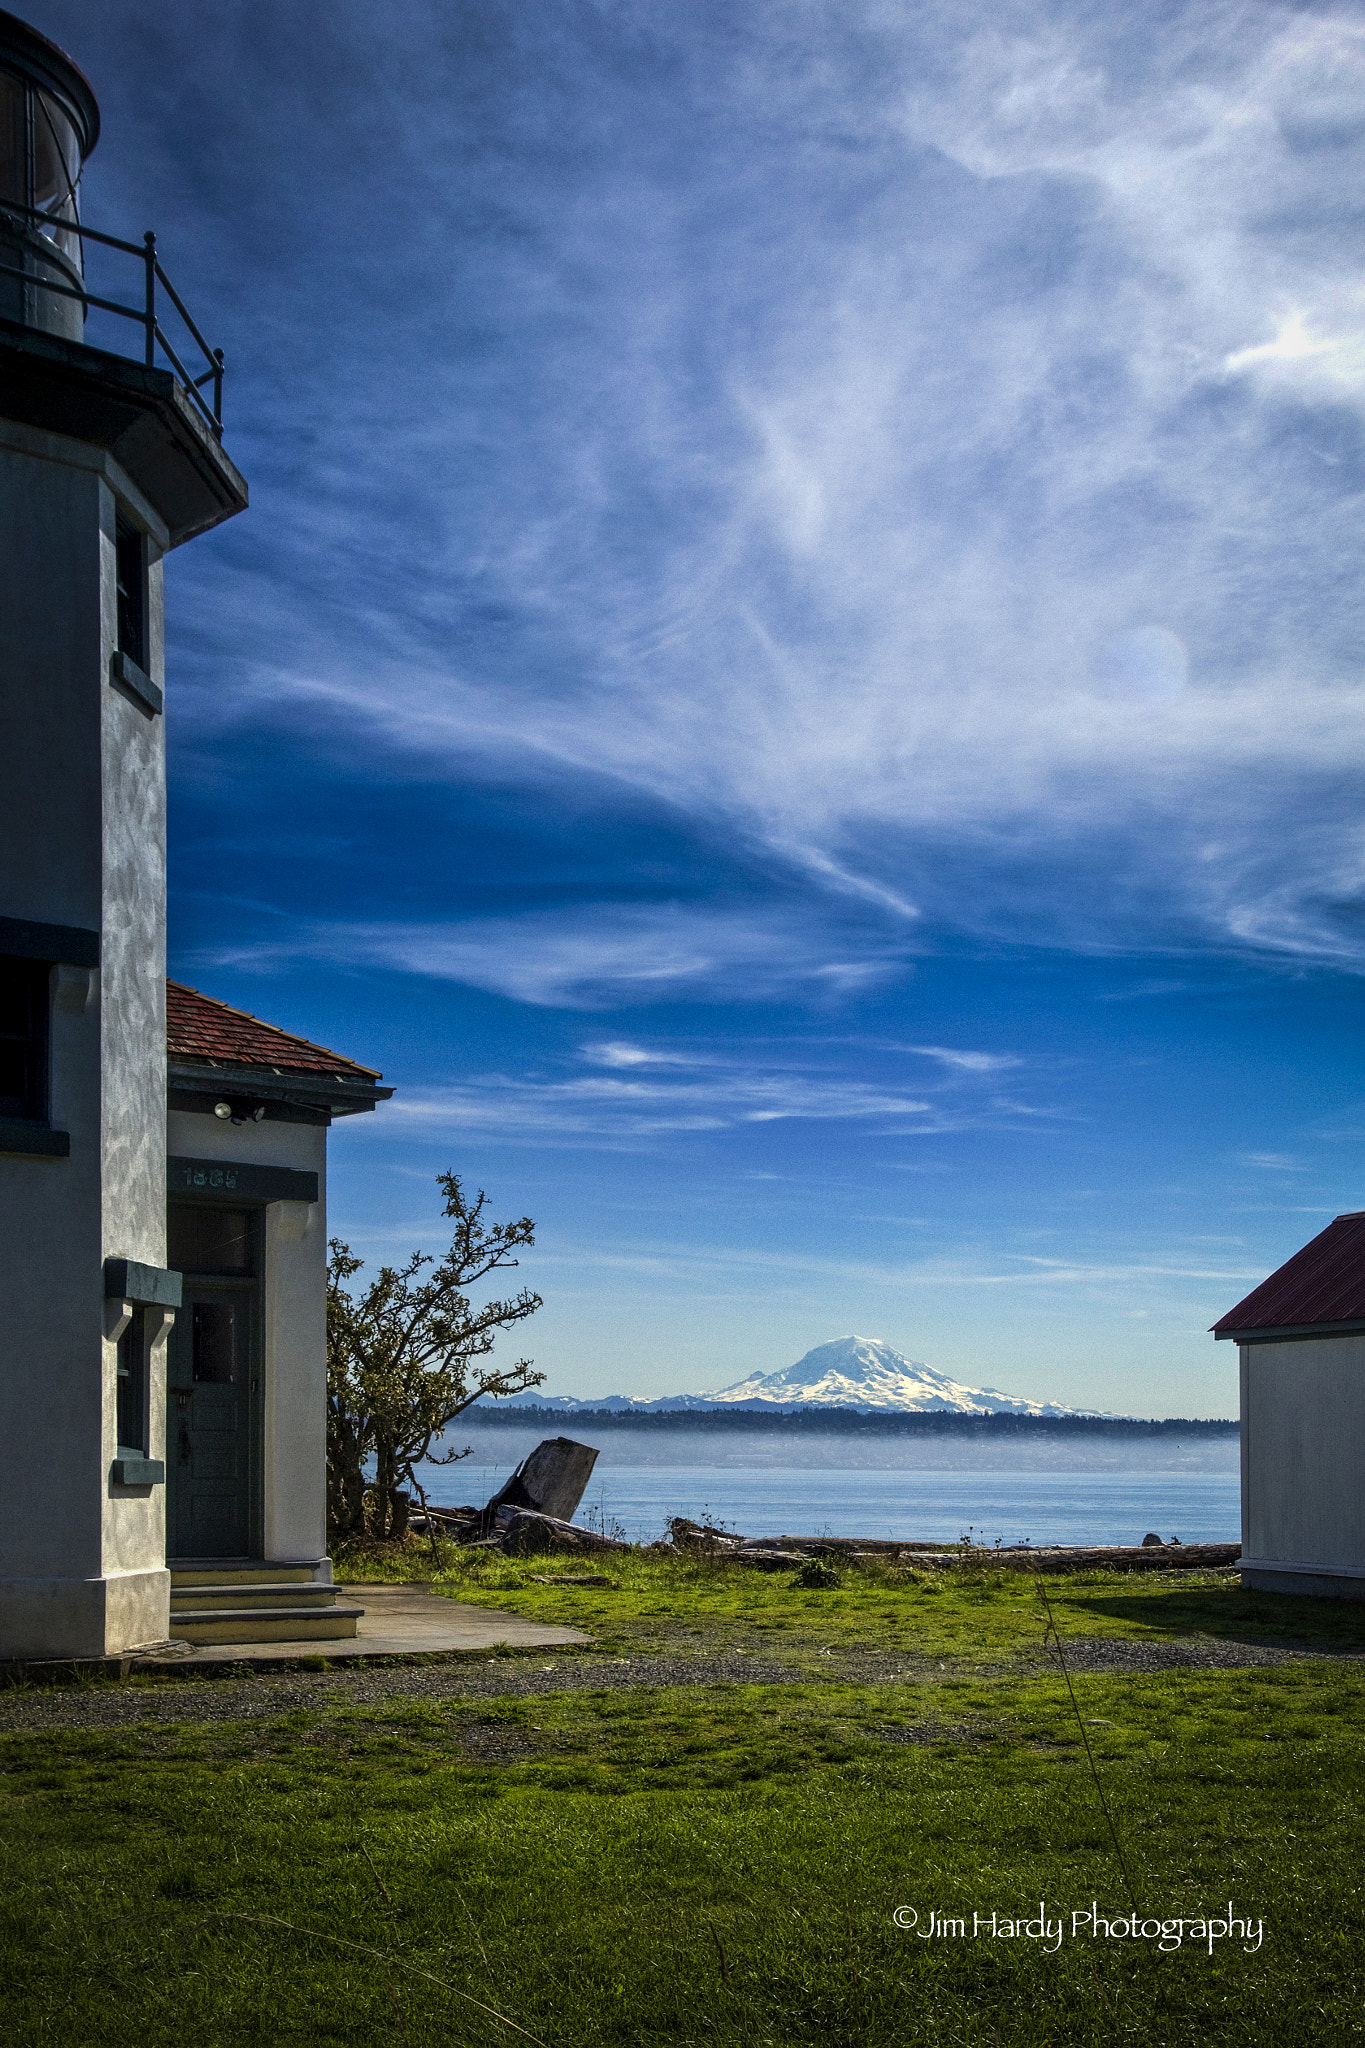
left=433, top=1424, right=1240, bottom=1485
left=421, top=1426, right=1241, bottom=1545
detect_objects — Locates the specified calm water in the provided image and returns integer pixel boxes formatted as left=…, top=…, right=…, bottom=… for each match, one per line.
left=421, top=1425, right=1241, bottom=1547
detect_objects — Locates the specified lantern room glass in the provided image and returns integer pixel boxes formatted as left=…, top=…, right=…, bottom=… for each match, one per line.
left=0, top=59, right=84, bottom=284
left=0, top=70, right=22, bottom=208
left=33, top=87, right=81, bottom=262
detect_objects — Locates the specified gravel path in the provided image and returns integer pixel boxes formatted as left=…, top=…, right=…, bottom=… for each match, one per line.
left=1058, top=1635, right=1365, bottom=1674
left=0, top=1632, right=1361, bottom=1734
left=0, top=1651, right=800, bottom=1732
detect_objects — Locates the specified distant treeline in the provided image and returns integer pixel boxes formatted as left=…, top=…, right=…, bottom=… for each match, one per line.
left=466, top=1405, right=1238, bottom=1438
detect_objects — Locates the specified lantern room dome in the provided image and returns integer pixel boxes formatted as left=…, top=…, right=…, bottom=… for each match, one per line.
left=0, top=9, right=99, bottom=343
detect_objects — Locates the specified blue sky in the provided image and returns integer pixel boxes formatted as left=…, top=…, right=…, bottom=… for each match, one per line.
left=44, top=0, right=1365, bottom=1414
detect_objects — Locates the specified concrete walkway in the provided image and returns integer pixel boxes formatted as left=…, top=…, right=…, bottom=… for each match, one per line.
left=133, top=1583, right=591, bottom=1668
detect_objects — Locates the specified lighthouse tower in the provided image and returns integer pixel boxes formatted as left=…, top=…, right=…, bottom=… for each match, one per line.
left=0, top=11, right=247, bottom=1659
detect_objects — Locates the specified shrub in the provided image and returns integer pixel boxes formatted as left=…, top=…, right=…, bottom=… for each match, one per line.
left=795, top=1559, right=841, bottom=1590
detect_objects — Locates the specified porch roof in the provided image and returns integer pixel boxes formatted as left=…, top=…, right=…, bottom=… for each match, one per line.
left=167, top=981, right=392, bottom=1122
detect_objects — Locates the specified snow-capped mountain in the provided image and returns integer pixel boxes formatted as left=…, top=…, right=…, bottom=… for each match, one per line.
left=695, top=1335, right=1081, bottom=1415
left=494, top=1335, right=1088, bottom=1416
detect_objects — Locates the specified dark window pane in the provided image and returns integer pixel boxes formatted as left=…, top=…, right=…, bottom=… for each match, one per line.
left=0, top=1041, right=27, bottom=1101
left=32, top=91, right=80, bottom=265
left=200, top=1210, right=252, bottom=1273
left=0, top=974, right=29, bottom=1036
left=192, top=1301, right=237, bottom=1384
left=115, top=518, right=146, bottom=670
left=116, top=1309, right=145, bottom=1452
left=0, top=958, right=44, bottom=1119
left=0, top=74, right=22, bottom=207
left=168, top=1206, right=254, bottom=1275
left=166, top=1205, right=198, bottom=1273
left=32, top=90, right=79, bottom=209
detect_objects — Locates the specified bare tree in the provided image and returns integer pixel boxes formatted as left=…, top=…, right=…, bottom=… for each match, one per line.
left=327, top=1172, right=543, bottom=1541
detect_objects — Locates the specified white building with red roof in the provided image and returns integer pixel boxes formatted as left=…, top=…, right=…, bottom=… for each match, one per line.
left=1214, top=1213, right=1365, bottom=1601
left=159, top=985, right=389, bottom=1642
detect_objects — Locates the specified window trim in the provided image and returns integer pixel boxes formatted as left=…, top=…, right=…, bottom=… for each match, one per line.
left=0, top=1120, right=68, bottom=1157
left=0, top=916, right=98, bottom=968
left=110, top=648, right=162, bottom=717
left=110, top=513, right=161, bottom=718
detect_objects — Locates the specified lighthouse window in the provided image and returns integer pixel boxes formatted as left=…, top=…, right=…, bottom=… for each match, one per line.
left=0, top=73, right=82, bottom=263
left=0, top=73, right=21, bottom=207
left=32, top=89, right=81, bottom=263
left=0, top=956, right=49, bottom=1122
left=32, top=90, right=79, bottom=212
left=115, top=516, right=148, bottom=672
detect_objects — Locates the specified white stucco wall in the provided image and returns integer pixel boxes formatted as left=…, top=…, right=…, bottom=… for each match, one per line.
left=98, top=468, right=169, bottom=1621
left=166, top=1111, right=329, bottom=1572
left=0, top=421, right=171, bottom=1658
left=1241, top=1333, right=1365, bottom=1594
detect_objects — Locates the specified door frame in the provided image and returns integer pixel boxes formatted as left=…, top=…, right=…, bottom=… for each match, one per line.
left=165, top=1203, right=266, bottom=1563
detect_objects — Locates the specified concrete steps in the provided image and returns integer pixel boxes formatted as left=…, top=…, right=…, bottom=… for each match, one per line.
left=169, top=1561, right=363, bottom=1645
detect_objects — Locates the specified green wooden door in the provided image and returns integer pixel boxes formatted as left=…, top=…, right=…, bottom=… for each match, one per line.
left=166, top=1285, right=255, bottom=1559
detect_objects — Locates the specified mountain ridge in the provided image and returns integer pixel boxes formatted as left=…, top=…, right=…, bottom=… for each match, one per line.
left=491, top=1335, right=1096, bottom=1417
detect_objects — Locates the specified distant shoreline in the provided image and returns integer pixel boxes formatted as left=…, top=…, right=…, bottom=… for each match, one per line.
left=465, top=1405, right=1238, bottom=1437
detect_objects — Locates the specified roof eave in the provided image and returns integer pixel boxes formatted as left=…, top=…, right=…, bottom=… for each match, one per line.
left=168, top=1057, right=393, bottom=1117
left=1213, top=1317, right=1365, bottom=1344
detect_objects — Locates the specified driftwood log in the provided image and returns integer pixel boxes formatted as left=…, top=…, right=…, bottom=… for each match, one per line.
left=745, top=1535, right=951, bottom=1555
left=666, top=1526, right=809, bottom=1571
left=668, top=1520, right=1239, bottom=1573
left=496, top=1507, right=631, bottom=1556
left=416, top=1509, right=1238, bottom=1572
left=903, top=1543, right=1240, bottom=1573
left=408, top=1500, right=629, bottom=1556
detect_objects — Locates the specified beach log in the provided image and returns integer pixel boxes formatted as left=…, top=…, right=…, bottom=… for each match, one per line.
left=903, top=1542, right=1240, bottom=1573
left=497, top=1507, right=631, bottom=1556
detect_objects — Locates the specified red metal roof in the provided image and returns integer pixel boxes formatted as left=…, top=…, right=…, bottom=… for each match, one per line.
left=166, top=981, right=382, bottom=1083
left=1212, top=1212, right=1365, bottom=1334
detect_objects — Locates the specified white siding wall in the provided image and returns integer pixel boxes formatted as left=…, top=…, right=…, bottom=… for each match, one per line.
left=1242, top=1332, right=1365, bottom=1588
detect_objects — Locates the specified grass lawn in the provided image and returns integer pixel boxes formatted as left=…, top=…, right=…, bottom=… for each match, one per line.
left=3, top=1553, right=1364, bottom=2045
left=342, top=1534, right=1365, bottom=1662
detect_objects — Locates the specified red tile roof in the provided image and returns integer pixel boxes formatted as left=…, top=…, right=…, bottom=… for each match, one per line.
left=1213, top=1212, right=1365, bottom=1335
left=166, top=981, right=383, bottom=1083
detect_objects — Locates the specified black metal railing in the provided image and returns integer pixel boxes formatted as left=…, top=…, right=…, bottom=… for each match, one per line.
left=0, top=200, right=225, bottom=438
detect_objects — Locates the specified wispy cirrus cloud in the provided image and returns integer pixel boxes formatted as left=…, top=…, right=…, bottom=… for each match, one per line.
left=581, top=1042, right=702, bottom=1069
left=907, top=1045, right=1022, bottom=1074
left=352, top=1031, right=1060, bottom=1146
left=473, top=1232, right=1264, bottom=1293
left=584, top=1037, right=1020, bottom=1073
left=137, top=0, right=1365, bottom=979
left=370, top=1071, right=936, bottom=1143
left=203, top=901, right=914, bottom=1007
